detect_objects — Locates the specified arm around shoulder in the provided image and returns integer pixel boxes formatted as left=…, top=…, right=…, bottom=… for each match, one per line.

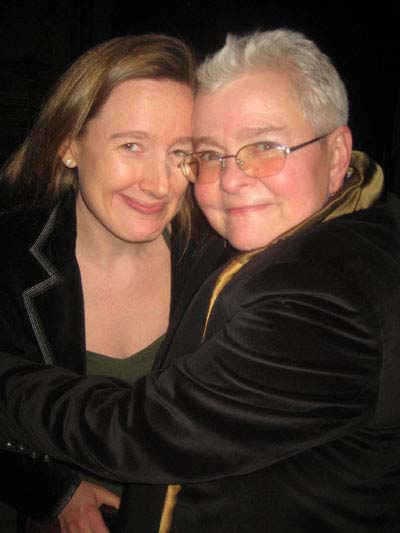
left=0, top=249, right=384, bottom=485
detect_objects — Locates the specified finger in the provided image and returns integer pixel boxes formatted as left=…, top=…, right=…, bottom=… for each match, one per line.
left=93, top=486, right=121, bottom=510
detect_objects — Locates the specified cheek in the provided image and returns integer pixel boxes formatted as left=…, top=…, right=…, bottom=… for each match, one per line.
left=267, top=161, right=329, bottom=213
left=194, top=183, right=217, bottom=210
left=194, top=184, right=226, bottom=232
left=78, top=157, right=118, bottom=194
left=292, top=169, right=330, bottom=214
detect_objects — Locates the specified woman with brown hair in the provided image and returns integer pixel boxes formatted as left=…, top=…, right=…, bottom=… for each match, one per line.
left=0, top=34, right=218, bottom=532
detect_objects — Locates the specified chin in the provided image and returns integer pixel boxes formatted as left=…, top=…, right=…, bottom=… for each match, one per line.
left=109, top=225, right=163, bottom=244
left=128, top=231, right=162, bottom=244
left=228, top=238, right=267, bottom=252
left=226, top=229, right=274, bottom=251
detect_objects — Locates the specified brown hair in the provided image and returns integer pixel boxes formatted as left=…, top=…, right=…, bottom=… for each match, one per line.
left=2, top=34, right=196, bottom=235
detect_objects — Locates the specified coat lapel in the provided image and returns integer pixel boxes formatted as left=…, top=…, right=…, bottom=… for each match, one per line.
left=19, top=195, right=85, bottom=371
left=22, top=205, right=62, bottom=364
left=154, top=235, right=234, bottom=369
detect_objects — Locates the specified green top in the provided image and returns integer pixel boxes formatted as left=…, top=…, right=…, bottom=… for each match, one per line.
left=82, top=335, right=164, bottom=496
left=86, top=334, right=164, bottom=384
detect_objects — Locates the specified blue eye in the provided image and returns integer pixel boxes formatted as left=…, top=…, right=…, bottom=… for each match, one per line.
left=172, top=149, right=190, bottom=158
left=199, top=151, right=221, bottom=162
left=254, top=142, right=277, bottom=152
left=123, top=143, right=140, bottom=152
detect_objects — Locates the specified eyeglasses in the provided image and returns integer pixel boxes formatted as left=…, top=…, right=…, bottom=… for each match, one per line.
left=180, top=133, right=329, bottom=184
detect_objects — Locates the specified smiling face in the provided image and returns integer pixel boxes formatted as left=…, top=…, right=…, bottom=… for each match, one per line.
left=65, top=79, right=193, bottom=245
left=193, top=71, right=351, bottom=251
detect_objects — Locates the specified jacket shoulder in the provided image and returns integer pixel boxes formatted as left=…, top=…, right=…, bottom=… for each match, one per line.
left=0, top=206, right=51, bottom=250
left=276, top=199, right=400, bottom=272
left=230, top=199, right=400, bottom=319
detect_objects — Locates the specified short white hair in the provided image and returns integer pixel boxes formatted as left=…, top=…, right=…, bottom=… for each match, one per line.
left=197, top=29, right=349, bottom=133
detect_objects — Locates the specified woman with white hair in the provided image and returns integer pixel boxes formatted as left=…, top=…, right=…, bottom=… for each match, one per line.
left=0, top=29, right=399, bottom=532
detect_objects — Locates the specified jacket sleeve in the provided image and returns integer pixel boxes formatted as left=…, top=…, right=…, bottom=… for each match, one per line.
left=0, top=259, right=381, bottom=485
left=0, top=450, right=80, bottom=523
left=0, top=303, right=81, bottom=522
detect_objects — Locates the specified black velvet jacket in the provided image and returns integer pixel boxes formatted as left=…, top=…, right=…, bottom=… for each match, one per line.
left=1, top=157, right=400, bottom=532
left=0, top=192, right=228, bottom=526
left=0, top=195, right=84, bottom=523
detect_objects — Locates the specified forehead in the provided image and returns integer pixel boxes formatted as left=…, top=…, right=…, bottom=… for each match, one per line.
left=98, top=78, right=193, bottom=123
left=85, top=78, right=193, bottom=140
left=193, top=70, right=309, bottom=140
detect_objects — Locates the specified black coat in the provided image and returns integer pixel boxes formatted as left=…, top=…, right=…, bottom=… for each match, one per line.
left=0, top=195, right=84, bottom=524
left=0, top=192, right=228, bottom=526
left=1, top=174, right=400, bottom=531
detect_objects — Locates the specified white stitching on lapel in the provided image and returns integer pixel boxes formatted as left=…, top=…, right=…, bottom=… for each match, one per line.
left=22, top=204, right=62, bottom=364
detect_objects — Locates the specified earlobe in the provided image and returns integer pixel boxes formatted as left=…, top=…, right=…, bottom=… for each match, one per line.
left=59, top=139, right=78, bottom=169
left=328, top=126, right=353, bottom=195
left=63, top=156, right=76, bottom=168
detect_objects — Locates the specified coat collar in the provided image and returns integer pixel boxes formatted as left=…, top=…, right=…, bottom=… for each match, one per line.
left=201, top=151, right=385, bottom=340
left=22, top=204, right=64, bottom=363
left=3, top=191, right=85, bottom=368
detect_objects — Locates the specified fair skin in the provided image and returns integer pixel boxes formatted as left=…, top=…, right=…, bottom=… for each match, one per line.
left=193, top=71, right=352, bottom=251
left=57, top=482, right=120, bottom=533
left=58, top=79, right=193, bottom=532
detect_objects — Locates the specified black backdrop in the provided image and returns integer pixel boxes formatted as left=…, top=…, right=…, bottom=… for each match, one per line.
left=1, top=0, right=399, bottom=191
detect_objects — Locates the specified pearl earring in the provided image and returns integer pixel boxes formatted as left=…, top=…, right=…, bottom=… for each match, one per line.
left=65, top=158, right=73, bottom=167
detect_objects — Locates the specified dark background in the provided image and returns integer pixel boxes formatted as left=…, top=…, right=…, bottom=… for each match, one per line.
left=1, top=0, right=399, bottom=192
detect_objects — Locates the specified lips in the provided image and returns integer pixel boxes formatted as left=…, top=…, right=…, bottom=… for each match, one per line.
left=119, top=194, right=166, bottom=214
left=226, top=204, right=270, bottom=215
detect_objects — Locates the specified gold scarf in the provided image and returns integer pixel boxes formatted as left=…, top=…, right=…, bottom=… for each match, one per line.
left=202, top=151, right=383, bottom=340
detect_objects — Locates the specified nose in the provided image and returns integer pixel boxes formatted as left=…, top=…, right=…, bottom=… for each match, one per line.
left=138, top=158, right=170, bottom=198
left=219, top=157, right=256, bottom=194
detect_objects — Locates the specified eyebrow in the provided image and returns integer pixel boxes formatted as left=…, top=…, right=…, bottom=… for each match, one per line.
left=172, top=136, right=193, bottom=146
left=193, top=137, right=225, bottom=150
left=235, top=126, right=286, bottom=141
left=110, top=131, right=193, bottom=145
left=109, top=131, right=148, bottom=141
left=194, top=127, right=287, bottom=150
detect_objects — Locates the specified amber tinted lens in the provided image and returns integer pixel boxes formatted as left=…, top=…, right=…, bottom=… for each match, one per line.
left=238, top=144, right=286, bottom=178
left=197, top=155, right=222, bottom=184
